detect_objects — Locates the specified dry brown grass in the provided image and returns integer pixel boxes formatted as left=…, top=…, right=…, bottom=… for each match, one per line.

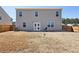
left=0, top=31, right=79, bottom=53
left=0, top=31, right=28, bottom=52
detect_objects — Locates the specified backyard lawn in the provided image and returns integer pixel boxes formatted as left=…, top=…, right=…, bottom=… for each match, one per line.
left=0, top=31, right=79, bottom=53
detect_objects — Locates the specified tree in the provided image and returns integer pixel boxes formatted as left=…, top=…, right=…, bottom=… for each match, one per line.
left=62, top=18, right=79, bottom=25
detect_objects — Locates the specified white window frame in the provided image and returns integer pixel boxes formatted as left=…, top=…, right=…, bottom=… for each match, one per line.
left=34, top=11, right=39, bottom=17
left=33, top=22, right=41, bottom=31
left=56, top=11, right=59, bottom=17
left=19, top=11, right=22, bottom=17
left=48, top=20, right=54, bottom=28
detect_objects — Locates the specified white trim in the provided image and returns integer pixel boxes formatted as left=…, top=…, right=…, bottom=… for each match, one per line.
left=47, top=20, right=55, bottom=30
left=34, top=11, right=39, bottom=18
left=33, top=22, right=41, bottom=31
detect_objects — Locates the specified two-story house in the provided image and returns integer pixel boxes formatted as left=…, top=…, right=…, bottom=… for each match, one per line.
left=16, top=8, right=62, bottom=31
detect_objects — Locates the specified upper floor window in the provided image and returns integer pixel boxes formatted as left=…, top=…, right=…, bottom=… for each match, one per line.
left=35, top=11, right=38, bottom=17
left=56, top=11, right=59, bottom=17
left=23, top=22, right=26, bottom=27
left=19, top=11, right=22, bottom=17
left=0, top=17, right=2, bottom=20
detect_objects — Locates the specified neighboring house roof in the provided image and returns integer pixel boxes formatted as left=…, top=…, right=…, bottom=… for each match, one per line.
left=0, top=7, right=11, bottom=19
left=16, top=8, right=63, bottom=10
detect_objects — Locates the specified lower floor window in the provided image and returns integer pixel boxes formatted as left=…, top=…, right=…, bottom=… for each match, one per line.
left=0, top=16, right=2, bottom=20
left=47, top=25, right=50, bottom=27
left=38, top=27, right=39, bottom=30
left=23, top=22, right=26, bottom=27
left=47, top=21, right=54, bottom=27
left=51, top=24, right=54, bottom=27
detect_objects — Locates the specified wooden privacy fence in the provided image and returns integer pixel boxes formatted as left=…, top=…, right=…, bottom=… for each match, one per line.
left=62, top=25, right=79, bottom=32
left=72, top=26, right=79, bottom=32
left=62, top=25, right=73, bottom=32
left=0, top=25, right=15, bottom=32
left=0, top=25, right=79, bottom=32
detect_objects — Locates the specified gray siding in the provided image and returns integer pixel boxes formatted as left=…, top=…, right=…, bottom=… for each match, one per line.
left=16, top=9, right=62, bottom=31
left=0, top=7, right=12, bottom=25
